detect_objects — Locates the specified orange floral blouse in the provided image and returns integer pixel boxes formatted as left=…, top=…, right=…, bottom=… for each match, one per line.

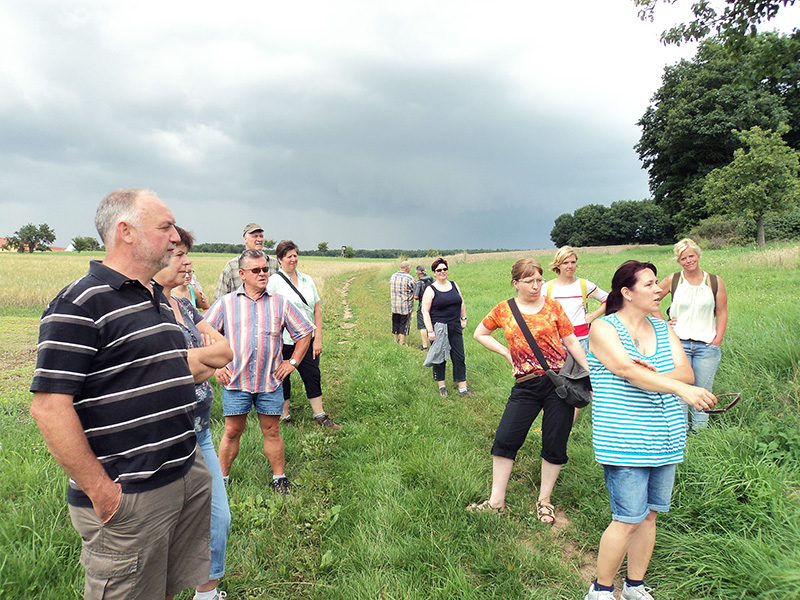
left=481, top=297, right=575, bottom=378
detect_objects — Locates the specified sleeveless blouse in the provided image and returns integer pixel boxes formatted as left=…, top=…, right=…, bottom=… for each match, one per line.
left=429, top=283, right=462, bottom=326
left=670, top=272, right=717, bottom=344
left=588, top=314, right=686, bottom=466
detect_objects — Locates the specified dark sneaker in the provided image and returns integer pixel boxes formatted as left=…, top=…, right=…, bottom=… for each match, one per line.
left=457, top=387, right=472, bottom=397
left=280, top=415, right=293, bottom=426
left=438, top=386, right=448, bottom=397
left=314, top=413, right=341, bottom=430
left=270, top=476, right=291, bottom=496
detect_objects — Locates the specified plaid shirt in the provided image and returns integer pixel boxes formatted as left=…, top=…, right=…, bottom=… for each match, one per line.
left=390, top=271, right=415, bottom=314
left=205, top=286, right=314, bottom=393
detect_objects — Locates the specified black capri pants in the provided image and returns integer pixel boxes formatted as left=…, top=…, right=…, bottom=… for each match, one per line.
left=491, top=374, right=574, bottom=465
left=281, top=338, right=323, bottom=401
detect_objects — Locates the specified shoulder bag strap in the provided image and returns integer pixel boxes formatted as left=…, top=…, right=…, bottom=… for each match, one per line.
left=580, top=278, right=588, bottom=312
left=277, top=272, right=310, bottom=306
left=546, top=280, right=555, bottom=297
left=507, top=298, right=551, bottom=372
left=671, top=271, right=681, bottom=296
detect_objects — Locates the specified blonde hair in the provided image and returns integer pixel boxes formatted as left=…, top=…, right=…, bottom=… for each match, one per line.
left=511, top=258, right=543, bottom=282
left=549, top=246, right=578, bottom=274
left=673, top=238, right=702, bottom=260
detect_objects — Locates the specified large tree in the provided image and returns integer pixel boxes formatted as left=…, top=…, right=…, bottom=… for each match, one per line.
left=700, top=124, right=800, bottom=246
left=3, top=223, right=56, bottom=252
left=636, top=35, right=792, bottom=232
left=634, top=0, right=797, bottom=47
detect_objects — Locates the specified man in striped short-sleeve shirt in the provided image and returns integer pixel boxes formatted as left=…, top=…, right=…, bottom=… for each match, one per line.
left=205, top=249, right=313, bottom=494
left=30, top=189, right=212, bottom=600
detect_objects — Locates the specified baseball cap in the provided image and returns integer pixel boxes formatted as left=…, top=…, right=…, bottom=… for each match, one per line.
left=243, top=223, right=263, bottom=236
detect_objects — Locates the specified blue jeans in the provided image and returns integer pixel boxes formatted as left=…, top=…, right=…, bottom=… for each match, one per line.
left=196, top=429, right=231, bottom=580
left=680, top=340, right=721, bottom=431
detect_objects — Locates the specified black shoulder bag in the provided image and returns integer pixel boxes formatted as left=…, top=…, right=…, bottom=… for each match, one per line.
left=277, top=272, right=310, bottom=306
left=507, top=298, right=592, bottom=408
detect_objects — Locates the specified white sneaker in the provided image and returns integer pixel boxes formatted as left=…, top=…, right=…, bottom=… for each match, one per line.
left=585, top=583, right=615, bottom=600
left=622, top=582, right=654, bottom=600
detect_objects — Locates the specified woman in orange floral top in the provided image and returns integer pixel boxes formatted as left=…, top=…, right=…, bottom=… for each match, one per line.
left=467, top=258, right=589, bottom=524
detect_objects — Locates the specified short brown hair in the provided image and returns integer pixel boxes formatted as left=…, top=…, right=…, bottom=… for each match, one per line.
left=275, top=240, right=299, bottom=260
left=511, top=258, right=543, bottom=282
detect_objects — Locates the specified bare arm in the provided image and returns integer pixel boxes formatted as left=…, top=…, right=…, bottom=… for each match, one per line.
left=589, top=319, right=715, bottom=411
left=194, top=288, right=211, bottom=311
left=187, top=322, right=233, bottom=384
left=563, top=333, right=589, bottom=371
left=454, top=282, right=467, bottom=328
left=30, top=393, right=122, bottom=523
left=421, top=287, right=435, bottom=340
left=312, top=301, right=323, bottom=358
left=663, top=325, right=695, bottom=384
left=473, top=322, right=513, bottom=366
left=711, top=276, right=728, bottom=346
left=651, top=274, right=674, bottom=320
left=585, top=303, right=606, bottom=324
left=274, top=333, right=311, bottom=380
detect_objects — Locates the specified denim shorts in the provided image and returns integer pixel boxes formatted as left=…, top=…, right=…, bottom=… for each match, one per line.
left=603, top=463, right=677, bottom=524
left=222, top=387, right=284, bottom=416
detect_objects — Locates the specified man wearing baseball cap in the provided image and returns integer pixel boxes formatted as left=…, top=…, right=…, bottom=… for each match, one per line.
left=213, top=222, right=279, bottom=301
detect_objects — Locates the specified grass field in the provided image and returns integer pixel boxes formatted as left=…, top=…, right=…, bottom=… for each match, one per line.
left=1, top=245, right=799, bottom=599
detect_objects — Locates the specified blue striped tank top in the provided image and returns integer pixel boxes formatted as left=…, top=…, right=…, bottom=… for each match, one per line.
left=588, top=314, right=686, bottom=466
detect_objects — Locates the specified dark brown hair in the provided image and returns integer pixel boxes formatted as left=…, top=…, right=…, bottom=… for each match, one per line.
left=606, top=260, right=658, bottom=314
left=275, top=239, right=299, bottom=260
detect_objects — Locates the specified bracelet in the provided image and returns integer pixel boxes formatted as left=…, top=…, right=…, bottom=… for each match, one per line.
left=461, top=316, right=467, bottom=320
left=427, top=330, right=434, bottom=333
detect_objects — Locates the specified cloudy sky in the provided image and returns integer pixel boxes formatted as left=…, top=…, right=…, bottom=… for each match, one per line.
left=1, top=2, right=796, bottom=251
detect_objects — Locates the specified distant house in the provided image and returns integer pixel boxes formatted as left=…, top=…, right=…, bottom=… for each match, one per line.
left=0, top=237, right=66, bottom=252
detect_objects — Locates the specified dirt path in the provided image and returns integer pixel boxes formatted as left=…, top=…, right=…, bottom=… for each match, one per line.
left=337, top=276, right=357, bottom=341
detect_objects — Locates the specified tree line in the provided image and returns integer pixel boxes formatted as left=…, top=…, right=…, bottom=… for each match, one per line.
left=553, top=28, right=800, bottom=248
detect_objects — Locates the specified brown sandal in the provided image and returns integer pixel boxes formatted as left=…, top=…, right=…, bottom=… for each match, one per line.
left=466, top=500, right=505, bottom=514
left=536, top=500, right=556, bottom=525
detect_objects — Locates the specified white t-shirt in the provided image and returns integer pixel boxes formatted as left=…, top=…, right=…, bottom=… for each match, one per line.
left=544, top=278, right=608, bottom=339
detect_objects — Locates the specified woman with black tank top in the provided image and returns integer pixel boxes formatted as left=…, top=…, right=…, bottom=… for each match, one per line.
left=420, top=257, right=470, bottom=397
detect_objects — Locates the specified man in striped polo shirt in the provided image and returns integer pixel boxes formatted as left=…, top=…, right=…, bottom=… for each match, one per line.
left=206, top=249, right=313, bottom=495
left=30, top=189, right=212, bottom=600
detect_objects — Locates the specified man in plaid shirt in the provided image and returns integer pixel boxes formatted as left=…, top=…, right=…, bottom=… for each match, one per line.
left=389, top=261, right=415, bottom=345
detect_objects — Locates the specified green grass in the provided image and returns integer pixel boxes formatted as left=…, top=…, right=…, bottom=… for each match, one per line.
left=1, top=246, right=800, bottom=599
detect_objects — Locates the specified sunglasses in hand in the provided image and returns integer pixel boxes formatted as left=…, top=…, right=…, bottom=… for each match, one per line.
left=703, top=392, right=741, bottom=414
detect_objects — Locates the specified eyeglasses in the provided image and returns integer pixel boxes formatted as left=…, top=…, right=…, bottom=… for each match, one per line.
left=246, top=267, right=269, bottom=275
left=518, top=278, right=545, bottom=286
left=434, top=268, right=448, bottom=273
left=703, top=392, right=741, bottom=414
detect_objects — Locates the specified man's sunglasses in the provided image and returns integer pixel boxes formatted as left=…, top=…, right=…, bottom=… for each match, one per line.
left=703, top=392, right=741, bottom=414
left=245, top=267, right=269, bottom=275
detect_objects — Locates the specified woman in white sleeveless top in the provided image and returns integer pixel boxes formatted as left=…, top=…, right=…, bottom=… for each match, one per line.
left=656, top=238, right=728, bottom=431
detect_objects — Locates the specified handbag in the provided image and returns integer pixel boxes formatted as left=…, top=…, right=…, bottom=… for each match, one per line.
left=507, top=298, right=592, bottom=408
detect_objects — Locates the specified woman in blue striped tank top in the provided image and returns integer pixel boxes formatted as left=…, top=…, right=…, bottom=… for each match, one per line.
left=584, top=261, right=717, bottom=600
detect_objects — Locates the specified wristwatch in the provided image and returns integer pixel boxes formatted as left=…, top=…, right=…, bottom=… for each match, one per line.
left=288, top=358, right=297, bottom=366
